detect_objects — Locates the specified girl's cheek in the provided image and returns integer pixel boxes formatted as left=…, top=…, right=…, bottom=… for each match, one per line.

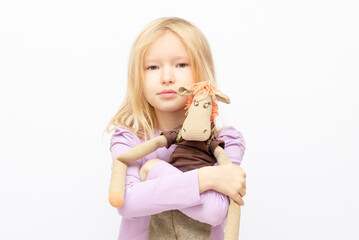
left=176, top=67, right=191, bottom=76
left=144, top=72, right=158, bottom=81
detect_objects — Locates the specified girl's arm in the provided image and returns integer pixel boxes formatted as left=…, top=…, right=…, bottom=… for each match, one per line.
left=110, top=126, right=246, bottom=225
left=110, top=128, right=203, bottom=219
left=144, top=161, right=230, bottom=226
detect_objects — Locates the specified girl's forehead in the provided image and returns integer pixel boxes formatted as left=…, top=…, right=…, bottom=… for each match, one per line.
left=145, top=54, right=189, bottom=63
left=144, top=32, right=189, bottom=61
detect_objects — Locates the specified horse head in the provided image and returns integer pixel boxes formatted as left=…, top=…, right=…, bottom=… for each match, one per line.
left=177, top=81, right=230, bottom=141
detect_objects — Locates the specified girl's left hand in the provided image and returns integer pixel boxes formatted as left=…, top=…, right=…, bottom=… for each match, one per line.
left=139, top=159, right=161, bottom=181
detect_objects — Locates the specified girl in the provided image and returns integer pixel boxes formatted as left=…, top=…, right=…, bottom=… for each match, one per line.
left=106, top=17, right=247, bottom=240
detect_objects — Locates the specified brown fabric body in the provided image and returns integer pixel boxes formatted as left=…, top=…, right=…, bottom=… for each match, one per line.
left=147, top=125, right=225, bottom=239
left=162, top=125, right=225, bottom=172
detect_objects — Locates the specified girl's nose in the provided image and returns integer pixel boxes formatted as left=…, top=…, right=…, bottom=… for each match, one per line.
left=161, top=66, right=175, bottom=85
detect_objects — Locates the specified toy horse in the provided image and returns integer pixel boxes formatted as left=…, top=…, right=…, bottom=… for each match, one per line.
left=109, top=81, right=241, bottom=240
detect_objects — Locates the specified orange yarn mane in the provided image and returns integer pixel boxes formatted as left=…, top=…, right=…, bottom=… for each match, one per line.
left=185, top=81, right=219, bottom=122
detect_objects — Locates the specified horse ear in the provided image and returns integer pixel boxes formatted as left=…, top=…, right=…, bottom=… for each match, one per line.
left=215, top=90, right=231, bottom=104
left=177, top=86, right=193, bottom=96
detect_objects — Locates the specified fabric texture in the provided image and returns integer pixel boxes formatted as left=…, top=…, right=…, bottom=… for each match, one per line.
left=148, top=210, right=212, bottom=240
left=161, top=124, right=225, bottom=172
left=109, top=125, right=245, bottom=240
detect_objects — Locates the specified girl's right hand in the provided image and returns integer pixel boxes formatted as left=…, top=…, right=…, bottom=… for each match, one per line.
left=198, top=164, right=247, bottom=206
left=214, top=163, right=247, bottom=206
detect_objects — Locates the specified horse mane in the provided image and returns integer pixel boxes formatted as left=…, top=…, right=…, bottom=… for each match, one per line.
left=184, top=81, right=219, bottom=122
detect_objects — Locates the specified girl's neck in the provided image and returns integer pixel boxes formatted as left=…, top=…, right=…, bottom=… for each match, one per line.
left=155, top=108, right=186, bottom=132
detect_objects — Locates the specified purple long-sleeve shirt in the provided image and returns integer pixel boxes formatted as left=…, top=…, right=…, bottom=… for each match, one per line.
left=110, top=126, right=246, bottom=240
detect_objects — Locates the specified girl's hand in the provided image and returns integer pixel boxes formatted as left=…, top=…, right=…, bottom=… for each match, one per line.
left=214, top=163, right=247, bottom=205
left=198, top=164, right=247, bottom=206
left=139, top=159, right=161, bottom=181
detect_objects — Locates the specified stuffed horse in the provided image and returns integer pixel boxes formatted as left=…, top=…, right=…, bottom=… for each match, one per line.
left=109, top=81, right=241, bottom=240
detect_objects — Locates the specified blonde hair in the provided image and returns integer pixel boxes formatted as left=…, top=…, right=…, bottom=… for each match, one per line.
left=105, top=17, right=216, bottom=139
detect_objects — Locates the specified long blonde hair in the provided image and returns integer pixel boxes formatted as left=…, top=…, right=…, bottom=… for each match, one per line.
left=105, top=17, right=216, bottom=139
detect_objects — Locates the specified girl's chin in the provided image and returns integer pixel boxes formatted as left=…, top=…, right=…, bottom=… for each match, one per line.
left=154, top=104, right=187, bottom=114
left=150, top=98, right=188, bottom=113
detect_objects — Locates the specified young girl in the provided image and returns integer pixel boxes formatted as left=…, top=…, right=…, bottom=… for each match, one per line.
left=106, top=17, right=247, bottom=240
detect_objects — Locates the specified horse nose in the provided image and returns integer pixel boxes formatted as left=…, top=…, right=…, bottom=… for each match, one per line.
left=203, top=129, right=207, bottom=133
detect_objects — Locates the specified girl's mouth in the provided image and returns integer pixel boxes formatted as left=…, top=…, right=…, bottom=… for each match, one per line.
left=158, top=90, right=177, bottom=98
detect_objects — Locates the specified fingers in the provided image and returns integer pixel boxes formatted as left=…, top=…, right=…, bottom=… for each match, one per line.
left=235, top=172, right=246, bottom=206
left=229, top=181, right=246, bottom=206
left=139, top=167, right=146, bottom=181
left=231, top=194, right=244, bottom=206
left=143, top=159, right=161, bottom=169
left=238, top=184, right=246, bottom=197
left=139, top=159, right=161, bottom=181
left=238, top=166, right=246, bottom=179
left=238, top=178, right=246, bottom=199
left=215, top=164, right=247, bottom=206
left=235, top=168, right=246, bottom=194
left=239, top=167, right=247, bottom=190
left=242, top=177, right=246, bottom=191
left=242, top=168, right=247, bottom=178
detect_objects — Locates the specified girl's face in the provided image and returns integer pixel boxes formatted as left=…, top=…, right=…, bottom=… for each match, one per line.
left=143, top=31, right=194, bottom=115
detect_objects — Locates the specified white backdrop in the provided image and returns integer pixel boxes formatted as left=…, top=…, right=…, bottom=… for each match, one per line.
left=1, top=1, right=358, bottom=239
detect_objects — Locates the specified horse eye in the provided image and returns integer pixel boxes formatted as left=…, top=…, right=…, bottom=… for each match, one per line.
left=194, top=100, right=199, bottom=106
left=203, top=102, right=211, bottom=108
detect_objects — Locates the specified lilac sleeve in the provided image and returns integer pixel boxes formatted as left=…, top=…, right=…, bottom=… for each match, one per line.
left=217, top=126, right=246, bottom=165
left=109, top=126, right=246, bottom=225
left=147, top=161, right=231, bottom=226
left=109, top=128, right=203, bottom=219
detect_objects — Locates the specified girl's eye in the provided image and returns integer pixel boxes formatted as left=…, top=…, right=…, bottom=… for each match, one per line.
left=148, top=66, right=158, bottom=70
left=177, top=63, right=188, bottom=68
left=203, top=102, right=211, bottom=108
left=194, top=100, right=199, bottom=106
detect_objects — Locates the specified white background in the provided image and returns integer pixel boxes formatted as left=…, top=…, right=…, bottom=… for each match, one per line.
left=1, top=1, right=358, bottom=239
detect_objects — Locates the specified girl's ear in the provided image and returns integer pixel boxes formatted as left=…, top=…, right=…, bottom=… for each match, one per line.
left=215, top=90, right=231, bottom=104
left=177, top=86, right=194, bottom=96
